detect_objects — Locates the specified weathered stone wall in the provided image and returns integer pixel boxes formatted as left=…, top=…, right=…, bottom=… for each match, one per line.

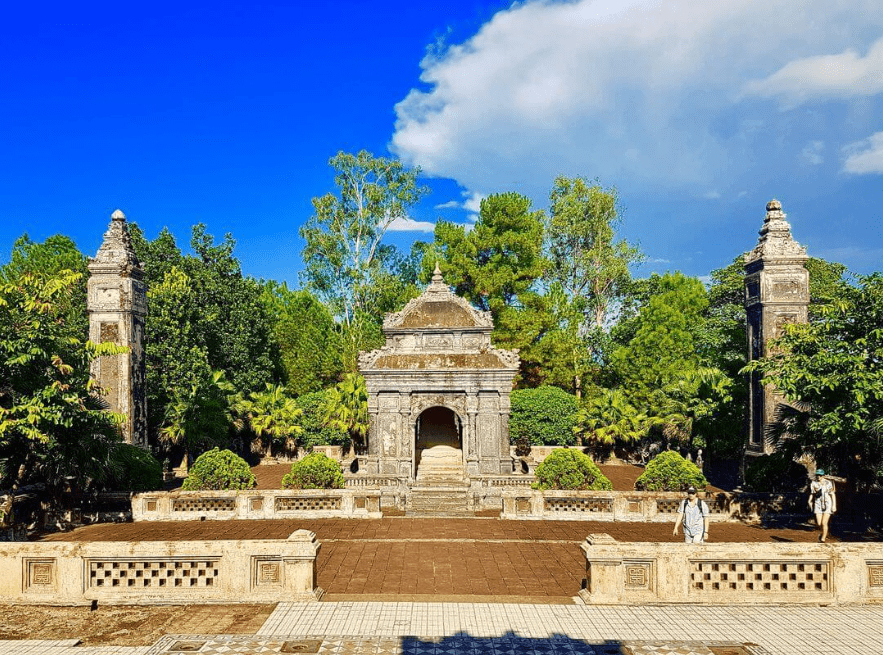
left=0, top=530, right=322, bottom=605
left=580, top=534, right=883, bottom=605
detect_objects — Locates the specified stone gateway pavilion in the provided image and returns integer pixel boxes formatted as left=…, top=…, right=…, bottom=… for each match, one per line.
left=358, top=266, right=519, bottom=481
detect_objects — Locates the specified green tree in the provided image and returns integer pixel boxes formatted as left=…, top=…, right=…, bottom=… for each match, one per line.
left=743, top=274, right=883, bottom=488
left=282, top=452, right=345, bottom=489
left=295, top=390, right=350, bottom=449
left=433, top=192, right=550, bottom=382
left=575, top=388, right=649, bottom=457
left=300, top=150, right=429, bottom=370
left=634, top=450, right=708, bottom=491
left=262, top=282, right=343, bottom=396
left=532, top=448, right=613, bottom=491
left=509, top=386, right=579, bottom=446
left=240, top=383, right=303, bottom=459
left=323, top=373, right=369, bottom=452
left=544, top=177, right=642, bottom=395
left=182, top=447, right=256, bottom=490
left=130, top=224, right=281, bottom=444
left=0, top=234, right=89, bottom=341
left=610, top=273, right=730, bottom=447
left=0, top=270, right=127, bottom=519
left=158, top=370, right=236, bottom=461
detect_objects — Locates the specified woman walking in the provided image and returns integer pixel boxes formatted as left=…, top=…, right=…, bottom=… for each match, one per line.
left=809, top=469, right=836, bottom=542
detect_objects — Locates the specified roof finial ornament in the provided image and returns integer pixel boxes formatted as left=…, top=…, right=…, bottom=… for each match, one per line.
left=111, top=209, right=126, bottom=221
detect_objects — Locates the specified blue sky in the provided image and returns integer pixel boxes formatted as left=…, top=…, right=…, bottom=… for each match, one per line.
left=2, top=0, right=881, bottom=287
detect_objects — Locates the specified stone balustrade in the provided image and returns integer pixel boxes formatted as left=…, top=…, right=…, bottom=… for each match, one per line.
left=501, top=490, right=732, bottom=522
left=132, top=489, right=382, bottom=521
left=579, top=533, right=883, bottom=605
left=1, top=529, right=322, bottom=605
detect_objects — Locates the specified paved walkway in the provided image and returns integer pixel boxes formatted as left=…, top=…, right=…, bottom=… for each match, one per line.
left=4, top=602, right=883, bottom=654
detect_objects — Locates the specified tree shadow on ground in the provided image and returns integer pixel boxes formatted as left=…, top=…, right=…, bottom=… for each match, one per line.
left=397, top=632, right=764, bottom=654
left=400, top=632, right=621, bottom=654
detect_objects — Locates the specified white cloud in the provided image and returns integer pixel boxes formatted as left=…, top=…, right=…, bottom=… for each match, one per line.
left=743, top=37, right=883, bottom=107
left=843, top=131, right=883, bottom=174
left=387, top=217, right=436, bottom=232
left=390, top=0, right=883, bottom=199
left=801, top=141, right=825, bottom=165
left=435, top=190, right=485, bottom=221
left=703, top=190, right=721, bottom=200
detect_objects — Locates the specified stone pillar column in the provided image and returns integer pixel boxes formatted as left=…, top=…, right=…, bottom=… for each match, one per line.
left=87, top=210, right=148, bottom=449
left=744, top=199, right=809, bottom=456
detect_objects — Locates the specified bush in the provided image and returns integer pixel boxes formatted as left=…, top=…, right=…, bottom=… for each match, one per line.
left=510, top=386, right=579, bottom=446
left=532, top=448, right=612, bottom=491
left=634, top=450, right=707, bottom=491
left=743, top=453, right=808, bottom=492
left=295, top=390, right=350, bottom=449
left=182, top=448, right=256, bottom=490
left=282, top=452, right=345, bottom=489
left=106, top=443, right=163, bottom=492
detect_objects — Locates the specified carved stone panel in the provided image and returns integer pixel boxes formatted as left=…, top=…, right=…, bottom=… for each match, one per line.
left=624, top=561, right=652, bottom=590
left=25, top=559, right=56, bottom=592
left=379, top=414, right=398, bottom=457
left=253, top=558, right=283, bottom=588
left=477, top=414, right=500, bottom=457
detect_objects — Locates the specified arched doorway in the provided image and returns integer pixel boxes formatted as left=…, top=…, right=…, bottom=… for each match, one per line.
left=414, top=407, right=462, bottom=477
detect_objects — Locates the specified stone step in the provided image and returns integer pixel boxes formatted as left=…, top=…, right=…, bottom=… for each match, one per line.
left=406, top=488, right=471, bottom=516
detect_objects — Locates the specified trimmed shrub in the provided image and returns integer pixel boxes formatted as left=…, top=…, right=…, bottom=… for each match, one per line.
left=182, top=448, right=256, bottom=490
left=634, top=450, right=707, bottom=491
left=744, top=453, right=808, bottom=492
left=532, top=448, right=613, bottom=491
left=282, top=452, right=345, bottom=489
left=295, top=390, right=350, bottom=449
left=510, top=386, right=579, bottom=446
left=106, top=443, right=163, bottom=492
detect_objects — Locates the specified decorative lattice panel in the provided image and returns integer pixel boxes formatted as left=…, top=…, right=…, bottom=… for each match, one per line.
left=275, top=496, right=342, bottom=512
left=89, top=559, right=220, bottom=589
left=545, top=498, right=613, bottom=513
left=869, top=565, right=883, bottom=588
left=655, top=499, right=683, bottom=514
left=691, top=561, right=829, bottom=593
left=172, top=498, right=236, bottom=513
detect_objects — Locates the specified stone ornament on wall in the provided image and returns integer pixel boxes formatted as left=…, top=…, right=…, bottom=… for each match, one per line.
left=25, top=559, right=56, bottom=592
left=253, top=558, right=283, bottom=588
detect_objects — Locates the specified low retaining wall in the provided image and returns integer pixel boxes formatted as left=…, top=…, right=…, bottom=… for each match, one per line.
left=133, top=489, right=381, bottom=521
left=501, top=490, right=732, bottom=522
left=579, top=533, right=883, bottom=605
left=0, top=529, right=322, bottom=605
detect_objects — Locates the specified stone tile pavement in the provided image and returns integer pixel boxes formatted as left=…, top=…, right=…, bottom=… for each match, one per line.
left=3, top=601, right=883, bottom=654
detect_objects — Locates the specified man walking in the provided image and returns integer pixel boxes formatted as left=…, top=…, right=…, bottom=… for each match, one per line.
left=673, top=486, right=709, bottom=543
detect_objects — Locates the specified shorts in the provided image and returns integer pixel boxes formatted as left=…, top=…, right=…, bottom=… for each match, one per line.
left=684, top=533, right=704, bottom=543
